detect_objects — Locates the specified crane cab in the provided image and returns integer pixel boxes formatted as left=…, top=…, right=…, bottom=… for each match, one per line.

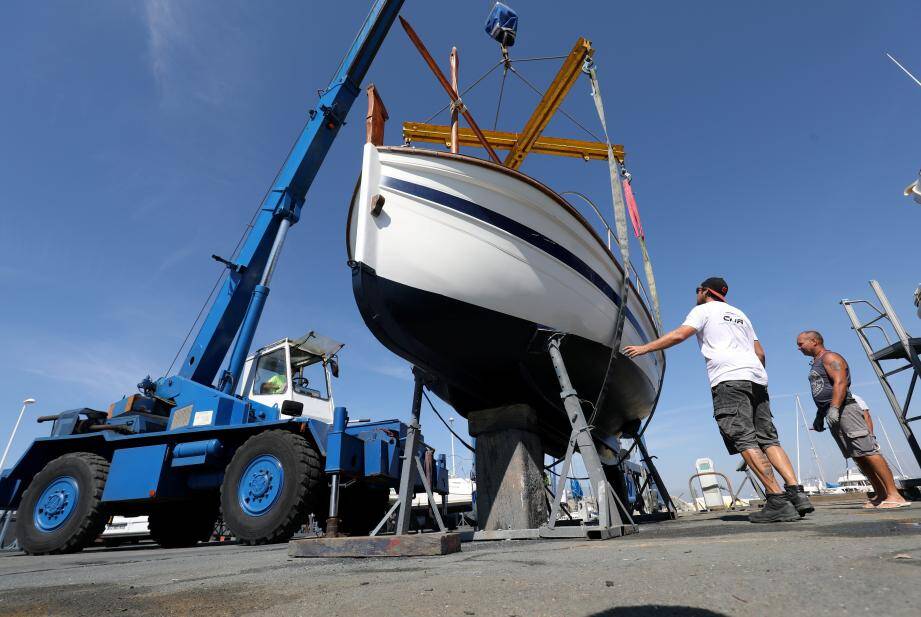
left=239, top=331, right=343, bottom=424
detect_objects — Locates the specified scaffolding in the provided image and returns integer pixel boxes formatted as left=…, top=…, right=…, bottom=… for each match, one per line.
left=841, top=280, right=921, bottom=489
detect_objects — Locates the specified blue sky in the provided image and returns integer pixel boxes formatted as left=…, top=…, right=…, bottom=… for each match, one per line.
left=1, top=1, right=920, bottom=499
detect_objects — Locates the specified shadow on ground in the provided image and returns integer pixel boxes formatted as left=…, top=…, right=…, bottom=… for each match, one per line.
left=813, top=518, right=921, bottom=538
left=590, top=606, right=730, bottom=617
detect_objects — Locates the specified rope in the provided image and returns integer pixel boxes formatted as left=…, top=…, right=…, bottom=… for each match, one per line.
left=422, top=390, right=475, bottom=452
left=421, top=59, right=504, bottom=124
left=507, top=65, right=603, bottom=142
left=511, top=54, right=570, bottom=63
left=493, top=65, right=509, bottom=130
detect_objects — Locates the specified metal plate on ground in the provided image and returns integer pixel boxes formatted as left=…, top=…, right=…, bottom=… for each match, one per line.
left=287, top=532, right=461, bottom=558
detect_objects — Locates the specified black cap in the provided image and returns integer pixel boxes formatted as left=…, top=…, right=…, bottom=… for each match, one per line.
left=700, top=277, right=729, bottom=298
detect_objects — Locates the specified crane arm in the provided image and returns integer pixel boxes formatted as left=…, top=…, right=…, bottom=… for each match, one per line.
left=175, top=0, right=405, bottom=390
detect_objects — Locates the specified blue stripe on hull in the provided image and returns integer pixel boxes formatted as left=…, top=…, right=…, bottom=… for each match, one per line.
left=380, top=175, right=651, bottom=344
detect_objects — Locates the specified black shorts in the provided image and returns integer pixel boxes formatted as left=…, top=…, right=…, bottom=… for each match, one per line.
left=711, top=380, right=780, bottom=455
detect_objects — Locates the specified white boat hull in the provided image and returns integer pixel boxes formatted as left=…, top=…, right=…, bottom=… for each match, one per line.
left=347, top=145, right=664, bottom=453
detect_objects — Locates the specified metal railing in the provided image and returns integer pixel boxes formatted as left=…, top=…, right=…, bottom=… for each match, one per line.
left=687, top=472, right=746, bottom=512
left=561, top=191, right=655, bottom=313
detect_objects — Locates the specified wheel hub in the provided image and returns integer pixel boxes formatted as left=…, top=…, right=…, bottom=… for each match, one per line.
left=238, top=454, right=284, bottom=517
left=34, top=476, right=79, bottom=532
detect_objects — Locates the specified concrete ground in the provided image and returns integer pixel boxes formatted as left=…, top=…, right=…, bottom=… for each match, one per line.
left=0, top=501, right=918, bottom=617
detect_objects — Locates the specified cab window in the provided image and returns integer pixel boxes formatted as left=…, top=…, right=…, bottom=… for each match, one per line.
left=292, top=361, right=328, bottom=400
left=254, top=348, right=288, bottom=395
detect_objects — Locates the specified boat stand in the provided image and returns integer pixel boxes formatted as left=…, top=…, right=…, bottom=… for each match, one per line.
left=842, top=280, right=921, bottom=494
left=632, top=437, right=678, bottom=520
left=290, top=368, right=459, bottom=558
left=539, top=332, right=637, bottom=539
left=370, top=368, right=449, bottom=537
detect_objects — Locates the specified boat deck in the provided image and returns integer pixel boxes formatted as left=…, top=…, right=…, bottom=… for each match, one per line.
left=0, top=500, right=918, bottom=616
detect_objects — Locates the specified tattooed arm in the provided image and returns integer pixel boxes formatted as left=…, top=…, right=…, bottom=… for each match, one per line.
left=822, top=352, right=850, bottom=410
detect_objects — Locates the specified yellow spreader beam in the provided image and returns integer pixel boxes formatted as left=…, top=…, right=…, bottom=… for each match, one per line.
left=402, top=122, right=624, bottom=163
left=504, top=37, right=595, bottom=170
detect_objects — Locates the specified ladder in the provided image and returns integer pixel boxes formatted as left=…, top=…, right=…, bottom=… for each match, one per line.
left=841, top=280, right=921, bottom=487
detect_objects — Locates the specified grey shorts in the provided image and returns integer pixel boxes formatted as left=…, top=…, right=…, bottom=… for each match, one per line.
left=830, top=402, right=880, bottom=459
left=711, top=380, right=780, bottom=455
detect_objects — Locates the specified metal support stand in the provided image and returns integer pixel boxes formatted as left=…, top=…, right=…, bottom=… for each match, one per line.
left=0, top=510, right=16, bottom=550
left=633, top=437, right=677, bottom=519
left=842, top=281, right=921, bottom=490
left=540, top=333, right=637, bottom=539
left=371, top=368, right=447, bottom=536
left=735, top=460, right=766, bottom=502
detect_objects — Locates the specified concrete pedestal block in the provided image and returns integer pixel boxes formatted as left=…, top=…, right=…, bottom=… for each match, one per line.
left=468, top=404, right=547, bottom=531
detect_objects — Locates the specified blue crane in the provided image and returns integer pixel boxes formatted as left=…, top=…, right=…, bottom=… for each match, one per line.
left=0, top=0, right=448, bottom=555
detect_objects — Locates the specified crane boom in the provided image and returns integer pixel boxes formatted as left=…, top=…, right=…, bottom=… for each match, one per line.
left=176, top=0, right=404, bottom=392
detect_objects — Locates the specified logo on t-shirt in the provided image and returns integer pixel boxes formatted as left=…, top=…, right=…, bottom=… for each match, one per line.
left=722, top=313, right=745, bottom=325
left=809, top=370, right=825, bottom=397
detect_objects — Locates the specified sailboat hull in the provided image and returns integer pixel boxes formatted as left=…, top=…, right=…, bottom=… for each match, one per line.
left=347, top=145, right=664, bottom=454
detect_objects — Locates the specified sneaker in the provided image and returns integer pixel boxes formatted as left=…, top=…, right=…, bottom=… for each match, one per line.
left=749, top=493, right=799, bottom=523
left=784, top=484, right=815, bottom=517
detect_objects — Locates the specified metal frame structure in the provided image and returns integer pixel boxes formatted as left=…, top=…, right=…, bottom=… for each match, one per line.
left=540, top=333, right=637, bottom=539
left=402, top=122, right=621, bottom=162
left=841, top=280, right=921, bottom=487
left=687, top=471, right=745, bottom=512
left=370, top=369, right=448, bottom=537
left=632, top=437, right=678, bottom=519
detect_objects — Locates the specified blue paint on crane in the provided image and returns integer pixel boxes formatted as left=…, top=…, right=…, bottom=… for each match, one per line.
left=238, top=454, right=285, bottom=516
left=34, top=476, right=79, bottom=532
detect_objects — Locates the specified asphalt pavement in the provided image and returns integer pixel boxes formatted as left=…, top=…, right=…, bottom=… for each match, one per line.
left=0, top=501, right=918, bottom=617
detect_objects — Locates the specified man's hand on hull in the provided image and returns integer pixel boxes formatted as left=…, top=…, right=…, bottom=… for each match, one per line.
left=623, top=345, right=647, bottom=358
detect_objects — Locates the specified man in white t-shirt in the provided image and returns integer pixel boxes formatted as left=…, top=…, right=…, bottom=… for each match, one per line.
left=625, top=277, right=813, bottom=523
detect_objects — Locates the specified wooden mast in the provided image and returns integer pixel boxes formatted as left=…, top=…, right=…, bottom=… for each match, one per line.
left=450, top=47, right=459, bottom=154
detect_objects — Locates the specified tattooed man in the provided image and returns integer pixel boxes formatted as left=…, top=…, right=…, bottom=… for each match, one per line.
left=796, top=331, right=909, bottom=509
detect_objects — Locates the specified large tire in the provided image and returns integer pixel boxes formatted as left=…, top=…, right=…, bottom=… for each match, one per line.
left=149, top=495, right=219, bottom=548
left=17, top=453, right=110, bottom=555
left=337, top=483, right=391, bottom=536
left=221, top=430, right=323, bottom=545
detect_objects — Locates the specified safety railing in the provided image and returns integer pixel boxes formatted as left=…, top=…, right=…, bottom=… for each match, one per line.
left=687, top=471, right=746, bottom=512
left=561, top=190, right=655, bottom=313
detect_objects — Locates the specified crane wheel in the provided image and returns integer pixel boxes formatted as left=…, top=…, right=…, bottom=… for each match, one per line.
left=149, top=495, right=219, bottom=548
left=221, top=430, right=323, bottom=545
left=16, top=452, right=110, bottom=555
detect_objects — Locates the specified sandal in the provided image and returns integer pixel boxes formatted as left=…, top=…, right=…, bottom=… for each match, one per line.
left=862, top=501, right=877, bottom=509
left=877, top=500, right=911, bottom=509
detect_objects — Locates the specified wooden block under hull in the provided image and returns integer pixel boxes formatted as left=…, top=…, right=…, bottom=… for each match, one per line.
left=287, top=533, right=461, bottom=558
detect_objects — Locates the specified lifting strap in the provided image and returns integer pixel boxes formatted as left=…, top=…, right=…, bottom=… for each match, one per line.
left=623, top=179, right=662, bottom=329
left=585, top=61, right=661, bottom=331
left=584, top=60, right=664, bottom=423
left=584, top=59, right=632, bottom=418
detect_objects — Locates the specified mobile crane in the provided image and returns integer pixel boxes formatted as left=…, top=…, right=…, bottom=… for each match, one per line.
left=0, top=0, right=449, bottom=555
